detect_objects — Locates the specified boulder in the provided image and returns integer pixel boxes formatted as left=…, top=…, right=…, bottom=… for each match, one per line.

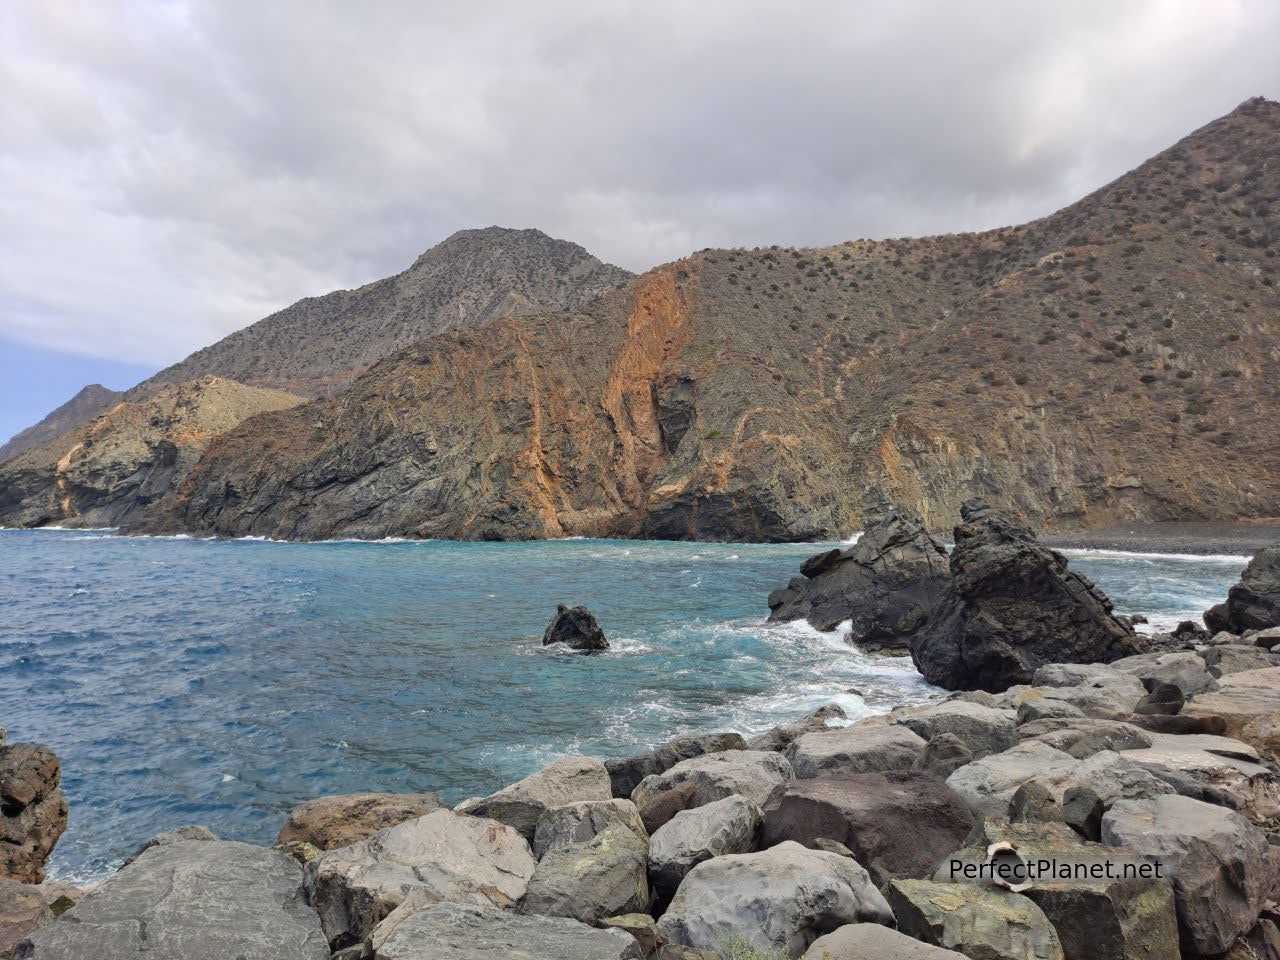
left=1204, top=546, right=1280, bottom=634
left=532, top=799, right=647, bottom=859
left=1014, top=752, right=1175, bottom=840
left=1252, top=626, right=1280, bottom=650
left=367, top=903, right=642, bottom=960
left=648, top=795, right=761, bottom=907
left=461, top=756, right=612, bottom=840
left=1017, top=718, right=1153, bottom=758
left=784, top=724, right=925, bottom=779
left=945, top=741, right=1079, bottom=820
left=0, top=878, right=51, bottom=958
left=631, top=750, right=792, bottom=812
left=1102, top=794, right=1276, bottom=955
left=1182, top=667, right=1280, bottom=762
left=518, top=824, right=649, bottom=925
left=15, top=840, right=327, bottom=960
left=601, top=914, right=663, bottom=957
left=1016, top=699, right=1085, bottom=724
left=908, top=500, right=1143, bottom=692
left=277, top=792, right=445, bottom=850
left=122, top=825, right=218, bottom=866
left=1118, top=732, right=1280, bottom=820
left=766, top=510, right=951, bottom=650
left=305, top=809, right=536, bottom=949
left=605, top=733, right=746, bottom=799
left=0, top=744, right=67, bottom=884
left=884, top=879, right=1064, bottom=960
left=1110, top=650, right=1216, bottom=697
left=1131, top=681, right=1184, bottom=716
left=543, top=604, right=609, bottom=651
left=656, top=841, right=893, bottom=956
left=636, top=783, right=699, bottom=834
left=1026, top=676, right=1149, bottom=720
left=897, top=701, right=1017, bottom=759
left=1199, top=645, right=1280, bottom=678
left=760, top=772, right=973, bottom=887
left=747, top=705, right=847, bottom=753
left=912, top=732, right=975, bottom=779
left=802, top=924, right=967, bottom=959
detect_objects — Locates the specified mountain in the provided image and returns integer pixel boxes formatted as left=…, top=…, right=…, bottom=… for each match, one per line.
left=128, top=227, right=633, bottom=399
left=128, top=99, right=1280, bottom=541
left=0, top=377, right=303, bottom=529
left=0, top=384, right=122, bottom=464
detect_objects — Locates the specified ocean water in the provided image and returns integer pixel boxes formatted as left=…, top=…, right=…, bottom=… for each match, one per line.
left=0, top=528, right=1249, bottom=883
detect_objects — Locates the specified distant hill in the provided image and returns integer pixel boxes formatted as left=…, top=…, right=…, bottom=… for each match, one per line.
left=136, top=98, right=1280, bottom=541
left=0, top=384, right=122, bottom=464
left=128, top=227, right=633, bottom=399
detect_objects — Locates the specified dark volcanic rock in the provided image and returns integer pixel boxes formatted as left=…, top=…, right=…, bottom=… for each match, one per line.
left=908, top=500, right=1145, bottom=692
left=767, top=510, right=950, bottom=650
left=1205, top=546, right=1280, bottom=634
left=543, top=605, right=609, bottom=651
left=0, top=743, right=68, bottom=884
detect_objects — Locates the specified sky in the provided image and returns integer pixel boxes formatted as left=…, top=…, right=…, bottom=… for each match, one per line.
left=2, top=1, right=1279, bottom=442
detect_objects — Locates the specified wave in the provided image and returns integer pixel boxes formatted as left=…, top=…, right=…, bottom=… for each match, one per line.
left=1059, top=547, right=1251, bottom=564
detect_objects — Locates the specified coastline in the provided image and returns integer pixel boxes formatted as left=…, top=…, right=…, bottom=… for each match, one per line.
left=1041, top=520, right=1280, bottom=557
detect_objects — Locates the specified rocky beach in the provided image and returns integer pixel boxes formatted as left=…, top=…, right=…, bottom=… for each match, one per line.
left=4, top=505, right=1280, bottom=959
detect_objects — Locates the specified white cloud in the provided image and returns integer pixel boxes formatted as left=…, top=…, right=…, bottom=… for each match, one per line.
left=2, top=0, right=1278, bottom=366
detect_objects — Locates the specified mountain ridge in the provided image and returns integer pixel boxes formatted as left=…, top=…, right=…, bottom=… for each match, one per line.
left=0, top=384, right=122, bottom=464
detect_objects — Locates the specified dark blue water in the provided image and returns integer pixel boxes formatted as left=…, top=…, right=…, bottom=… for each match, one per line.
left=0, top=529, right=1246, bottom=882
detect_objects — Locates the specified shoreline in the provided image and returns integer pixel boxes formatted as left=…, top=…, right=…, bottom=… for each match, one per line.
left=1041, top=520, right=1280, bottom=557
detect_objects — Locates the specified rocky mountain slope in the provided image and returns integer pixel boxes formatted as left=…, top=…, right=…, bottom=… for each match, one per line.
left=129, top=98, right=1280, bottom=541
left=0, top=384, right=122, bottom=464
left=128, top=227, right=632, bottom=399
left=0, top=377, right=302, bottom=529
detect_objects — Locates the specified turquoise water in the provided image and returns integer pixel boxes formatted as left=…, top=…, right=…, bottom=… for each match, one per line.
left=0, top=528, right=1247, bottom=882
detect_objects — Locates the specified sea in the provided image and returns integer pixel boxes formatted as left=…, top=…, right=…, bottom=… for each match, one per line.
left=0, top=527, right=1250, bottom=883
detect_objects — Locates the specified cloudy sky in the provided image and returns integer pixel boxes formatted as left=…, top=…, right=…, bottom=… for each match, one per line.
left=2, top=1, right=1279, bottom=440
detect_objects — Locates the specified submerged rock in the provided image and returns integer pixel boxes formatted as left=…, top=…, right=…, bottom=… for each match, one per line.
left=0, top=743, right=68, bottom=885
left=543, top=605, right=609, bottom=651
left=1204, top=545, right=1280, bottom=634
left=766, top=510, right=950, bottom=651
left=908, top=500, right=1144, bottom=692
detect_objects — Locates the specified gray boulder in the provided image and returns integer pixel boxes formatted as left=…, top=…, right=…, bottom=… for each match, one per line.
left=1204, top=545, right=1280, bottom=635
left=945, top=741, right=1079, bottom=819
left=767, top=510, right=951, bottom=651
left=1102, top=794, right=1276, bottom=955
left=1017, top=718, right=1153, bottom=758
left=368, top=903, right=642, bottom=960
left=897, top=701, right=1017, bottom=759
left=747, top=705, right=846, bottom=753
left=631, top=750, right=792, bottom=811
left=543, top=604, right=609, bottom=651
left=1182, top=666, right=1280, bottom=763
left=460, top=756, right=612, bottom=840
left=605, top=733, right=745, bottom=799
left=533, top=799, right=647, bottom=860
left=121, top=825, right=217, bottom=866
left=1, top=878, right=51, bottom=958
left=1015, top=751, right=1176, bottom=840
left=1118, top=732, right=1280, bottom=820
left=912, top=732, right=975, bottom=779
left=885, top=879, right=1064, bottom=960
left=277, top=792, right=444, bottom=850
left=908, top=500, right=1143, bottom=692
left=1016, top=698, right=1086, bottom=724
left=518, top=825, right=649, bottom=925
left=1199, top=644, right=1280, bottom=678
left=803, top=924, right=967, bottom=959
left=784, top=724, right=925, bottom=779
left=656, top=841, right=893, bottom=955
left=648, top=795, right=761, bottom=907
left=1110, top=651, right=1215, bottom=697
left=305, top=809, right=536, bottom=948
left=15, top=841, right=327, bottom=960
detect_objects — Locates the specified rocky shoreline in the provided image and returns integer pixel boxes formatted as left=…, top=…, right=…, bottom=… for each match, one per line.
left=3, top=507, right=1280, bottom=959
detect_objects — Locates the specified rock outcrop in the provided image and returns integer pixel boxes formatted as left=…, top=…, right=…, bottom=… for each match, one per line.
left=909, top=500, right=1144, bottom=692
left=0, top=743, right=67, bottom=884
left=277, top=792, right=445, bottom=850
left=766, top=510, right=951, bottom=649
left=0, top=385, right=122, bottom=465
left=542, top=605, right=609, bottom=652
left=1205, top=546, right=1280, bottom=634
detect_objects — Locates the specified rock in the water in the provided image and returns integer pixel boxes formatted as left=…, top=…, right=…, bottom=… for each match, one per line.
left=908, top=500, right=1143, bottom=692
left=518, top=823, right=649, bottom=925
left=766, top=510, right=950, bottom=650
left=803, top=924, right=967, bottom=959
left=761, top=772, right=974, bottom=887
left=605, top=733, right=746, bottom=799
left=656, top=841, right=893, bottom=955
left=0, top=744, right=67, bottom=885
left=1182, top=666, right=1280, bottom=763
left=784, top=724, right=926, bottom=779
left=747, top=705, right=846, bottom=752
left=277, top=792, right=445, bottom=850
left=368, top=903, right=643, bottom=960
left=461, top=756, right=612, bottom=840
left=648, top=795, right=761, bottom=907
left=1101, top=794, right=1275, bottom=955
left=897, top=700, right=1017, bottom=760
left=305, top=809, right=536, bottom=949
left=946, top=741, right=1080, bottom=820
left=0, top=878, right=52, bottom=958
left=16, top=840, right=327, bottom=960
left=1204, top=546, right=1280, bottom=634
left=631, top=750, right=793, bottom=812
left=543, top=605, right=609, bottom=651
left=885, top=879, right=1064, bottom=960
left=532, top=799, right=647, bottom=860
left=912, top=732, right=975, bottom=779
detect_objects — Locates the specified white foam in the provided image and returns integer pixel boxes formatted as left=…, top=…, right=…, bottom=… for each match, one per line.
left=1061, top=547, right=1251, bottom=564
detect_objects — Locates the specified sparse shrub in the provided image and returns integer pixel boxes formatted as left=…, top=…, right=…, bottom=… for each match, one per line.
left=704, top=429, right=723, bottom=440
left=718, top=936, right=791, bottom=960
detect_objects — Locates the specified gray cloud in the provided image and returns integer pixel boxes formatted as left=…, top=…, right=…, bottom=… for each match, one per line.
left=3, top=0, right=1279, bottom=366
